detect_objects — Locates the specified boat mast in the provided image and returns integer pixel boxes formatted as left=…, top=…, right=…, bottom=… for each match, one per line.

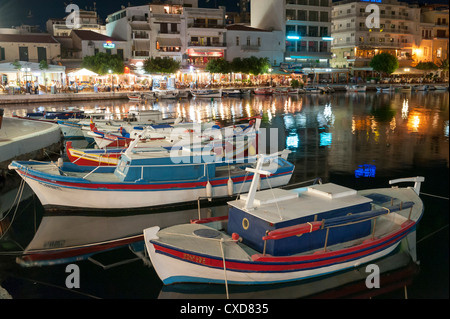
left=243, top=155, right=272, bottom=210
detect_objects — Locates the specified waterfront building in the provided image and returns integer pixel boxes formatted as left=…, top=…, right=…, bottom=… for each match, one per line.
left=106, top=0, right=225, bottom=70
left=184, top=4, right=227, bottom=69
left=0, top=33, right=61, bottom=64
left=46, top=9, right=106, bottom=37
left=251, top=0, right=332, bottom=67
left=225, top=24, right=284, bottom=66
left=330, top=0, right=421, bottom=78
left=418, top=4, right=449, bottom=79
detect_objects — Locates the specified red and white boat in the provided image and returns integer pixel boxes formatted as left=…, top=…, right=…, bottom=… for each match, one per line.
left=253, top=88, right=274, bottom=95
left=144, top=155, right=424, bottom=285
left=66, top=119, right=261, bottom=166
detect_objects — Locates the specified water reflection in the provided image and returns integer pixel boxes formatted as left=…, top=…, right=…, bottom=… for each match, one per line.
left=3, top=92, right=448, bottom=176
left=0, top=90, right=448, bottom=298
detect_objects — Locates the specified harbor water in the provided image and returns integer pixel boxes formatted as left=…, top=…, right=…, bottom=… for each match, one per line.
left=0, top=90, right=448, bottom=300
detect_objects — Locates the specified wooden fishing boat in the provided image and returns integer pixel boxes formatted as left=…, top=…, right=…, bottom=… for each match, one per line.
left=399, top=85, right=412, bottom=92
left=190, top=89, right=222, bottom=98
left=412, top=85, right=428, bottom=91
left=376, top=86, right=394, bottom=93
left=304, top=86, right=322, bottom=93
left=156, top=90, right=179, bottom=99
left=66, top=119, right=260, bottom=166
left=346, top=85, right=367, bottom=93
left=144, top=154, right=424, bottom=285
left=222, top=89, right=242, bottom=96
left=176, top=90, right=190, bottom=98
left=128, top=92, right=142, bottom=102
left=433, top=85, right=448, bottom=91
left=288, top=88, right=305, bottom=95
left=274, top=88, right=289, bottom=94
left=9, top=148, right=293, bottom=211
left=253, top=88, right=273, bottom=95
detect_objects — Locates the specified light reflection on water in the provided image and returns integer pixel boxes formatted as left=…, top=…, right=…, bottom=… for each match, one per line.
left=0, top=91, right=448, bottom=299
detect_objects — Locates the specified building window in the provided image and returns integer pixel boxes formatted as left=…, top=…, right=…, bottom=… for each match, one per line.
left=286, top=25, right=296, bottom=35
left=236, top=36, right=240, bottom=46
left=437, top=48, right=442, bottom=58
left=308, top=26, right=318, bottom=37
left=297, top=10, right=307, bottom=21
left=320, top=11, right=328, bottom=22
left=257, top=37, right=261, bottom=46
left=298, top=25, right=307, bottom=36
left=37, top=47, right=47, bottom=63
left=0, top=47, right=5, bottom=61
left=309, top=11, right=318, bottom=22
left=117, top=49, right=124, bottom=60
left=247, top=36, right=251, bottom=46
left=19, top=47, right=29, bottom=61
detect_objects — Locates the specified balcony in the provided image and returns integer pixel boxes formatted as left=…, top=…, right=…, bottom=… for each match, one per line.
left=133, top=33, right=149, bottom=39
left=187, top=23, right=226, bottom=29
left=188, top=42, right=227, bottom=48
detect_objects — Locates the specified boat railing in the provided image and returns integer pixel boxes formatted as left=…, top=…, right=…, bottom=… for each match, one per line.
left=260, top=201, right=415, bottom=256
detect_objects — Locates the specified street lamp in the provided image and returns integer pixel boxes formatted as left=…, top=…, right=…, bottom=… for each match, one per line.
left=108, top=69, right=114, bottom=93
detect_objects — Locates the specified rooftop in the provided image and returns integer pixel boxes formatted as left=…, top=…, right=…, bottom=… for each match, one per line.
left=71, top=30, right=123, bottom=42
left=0, top=33, right=58, bottom=44
left=226, top=24, right=270, bottom=32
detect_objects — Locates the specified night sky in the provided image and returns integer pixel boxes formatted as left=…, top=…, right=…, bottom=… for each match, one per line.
left=0, top=0, right=447, bottom=29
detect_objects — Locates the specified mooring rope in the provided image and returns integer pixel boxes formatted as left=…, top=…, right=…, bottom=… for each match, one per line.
left=420, top=192, right=449, bottom=201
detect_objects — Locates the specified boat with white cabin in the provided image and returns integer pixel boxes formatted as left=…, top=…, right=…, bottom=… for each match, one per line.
left=144, top=153, right=424, bottom=285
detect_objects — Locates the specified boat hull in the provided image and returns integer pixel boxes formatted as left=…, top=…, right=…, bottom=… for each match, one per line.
left=10, top=162, right=293, bottom=211
left=145, top=220, right=415, bottom=285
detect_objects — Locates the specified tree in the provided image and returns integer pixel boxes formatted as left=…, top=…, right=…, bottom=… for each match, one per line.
left=205, top=58, right=231, bottom=74
left=230, top=57, right=271, bottom=75
left=143, top=57, right=180, bottom=74
left=369, top=53, right=399, bottom=77
left=415, top=61, right=439, bottom=82
left=81, top=52, right=125, bottom=75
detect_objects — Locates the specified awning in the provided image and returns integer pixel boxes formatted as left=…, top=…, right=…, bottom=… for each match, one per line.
left=157, top=37, right=182, bottom=47
left=134, top=40, right=150, bottom=51
left=392, top=68, right=426, bottom=75
left=67, top=68, right=98, bottom=77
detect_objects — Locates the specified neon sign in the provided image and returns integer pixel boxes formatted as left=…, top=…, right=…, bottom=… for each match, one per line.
left=103, top=41, right=116, bottom=49
left=360, top=0, right=381, bottom=3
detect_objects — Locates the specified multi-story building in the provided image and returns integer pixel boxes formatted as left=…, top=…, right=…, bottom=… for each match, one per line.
left=225, top=24, right=284, bottom=66
left=418, top=4, right=449, bottom=71
left=46, top=9, right=106, bottom=37
left=330, top=0, right=421, bottom=77
left=250, top=0, right=332, bottom=69
left=106, top=0, right=226, bottom=69
left=184, top=5, right=227, bottom=68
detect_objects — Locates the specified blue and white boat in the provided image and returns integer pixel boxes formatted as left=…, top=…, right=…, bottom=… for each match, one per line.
left=144, top=154, right=424, bottom=286
left=9, top=143, right=294, bottom=211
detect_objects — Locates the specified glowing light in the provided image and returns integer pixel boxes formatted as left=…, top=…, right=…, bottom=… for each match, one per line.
left=319, top=132, right=332, bottom=147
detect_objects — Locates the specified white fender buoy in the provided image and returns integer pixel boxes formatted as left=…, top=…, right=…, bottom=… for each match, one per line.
left=57, top=158, right=64, bottom=167
left=206, top=181, right=212, bottom=201
left=227, top=177, right=234, bottom=196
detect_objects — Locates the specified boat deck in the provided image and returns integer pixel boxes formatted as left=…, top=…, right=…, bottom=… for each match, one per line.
left=152, top=212, right=408, bottom=262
